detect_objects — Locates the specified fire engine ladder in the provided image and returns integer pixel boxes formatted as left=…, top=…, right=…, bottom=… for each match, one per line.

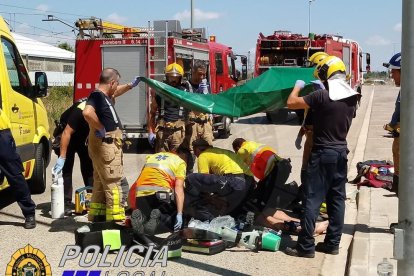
left=146, top=21, right=169, bottom=82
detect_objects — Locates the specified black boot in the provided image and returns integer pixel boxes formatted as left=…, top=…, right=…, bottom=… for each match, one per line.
left=24, top=215, right=36, bottom=229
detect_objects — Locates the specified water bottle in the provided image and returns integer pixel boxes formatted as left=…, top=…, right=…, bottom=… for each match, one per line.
left=377, top=258, right=393, bottom=276
left=200, top=79, right=209, bottom=94
left=378, top=167, right=388, bottom=176
left=51, top=172, right=65, bottom=219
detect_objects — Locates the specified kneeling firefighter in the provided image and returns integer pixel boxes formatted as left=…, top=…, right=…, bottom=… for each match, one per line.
left=232, top=138, right=294, bottom=210
left=148, top=63, right=188, bottom=153
left=128, top=147, right=190, bottom=235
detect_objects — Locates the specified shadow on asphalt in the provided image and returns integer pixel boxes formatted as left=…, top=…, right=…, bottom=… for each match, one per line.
left=172, top=257, right=250, bottom=276
left=0, top=188, right=17, bottom=210
left=343, top=223, right=391, bottom=235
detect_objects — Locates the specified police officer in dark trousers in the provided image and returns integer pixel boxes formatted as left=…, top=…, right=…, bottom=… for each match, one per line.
left=52, top=99, right=93, bottom=215
left=0, top=108, right=36, bottom=229
left=285, top=55, right=358, bottom=258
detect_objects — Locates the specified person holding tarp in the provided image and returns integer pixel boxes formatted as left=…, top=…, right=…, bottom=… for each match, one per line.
left=128, top=147, right=190, bottom=235
left=285, top=55, right=358, bottom=258
left=183, top=61, right=214, bottom=151
left=184, top=139, right=254, bottom=221
left=148, top=63, right=188, bottom=152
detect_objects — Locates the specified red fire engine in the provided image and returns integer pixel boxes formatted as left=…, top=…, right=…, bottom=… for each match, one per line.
left=74, top=18, right=247, bottom=139
left=254, top=31, right=370, bottom=122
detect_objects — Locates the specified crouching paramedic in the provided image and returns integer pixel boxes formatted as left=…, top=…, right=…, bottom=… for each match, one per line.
left=148, top=63, right=188, bottom=152
left=83, top=68, right=140, bottom=222
left=232, top=138, right=294, bottom=210
left=129, top=147, right=189, bottom=235
left=185, top=139, right=254, bottom=221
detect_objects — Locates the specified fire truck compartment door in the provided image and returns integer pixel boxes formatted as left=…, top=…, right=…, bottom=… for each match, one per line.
left=102, top=45, right=147, bottom=129
left=175, top=47, right=209, bottom=61
left=342, top=46, right=351, bottom=79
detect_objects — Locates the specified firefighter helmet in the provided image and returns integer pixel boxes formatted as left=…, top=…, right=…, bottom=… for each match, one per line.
left=165, top=63, right=184, bottom=77
left=314, top=56, right=346, bottom=81
left=308, top=52, right=329, bottom=66
left=383, top=52, right=401, bottom=69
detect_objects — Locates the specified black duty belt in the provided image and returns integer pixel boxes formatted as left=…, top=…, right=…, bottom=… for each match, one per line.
left=189, top=118, right=208, bottom=124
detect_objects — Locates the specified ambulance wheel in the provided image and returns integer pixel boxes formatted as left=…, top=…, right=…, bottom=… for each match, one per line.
left=29, top=143, right=46, bottom=194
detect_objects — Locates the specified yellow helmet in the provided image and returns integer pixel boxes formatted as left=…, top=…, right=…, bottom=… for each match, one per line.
left=165, top=63, right=184, bottom=77
left=314, top=56, right=346, bottom=81
left=308, top=52, right=329, bottom=66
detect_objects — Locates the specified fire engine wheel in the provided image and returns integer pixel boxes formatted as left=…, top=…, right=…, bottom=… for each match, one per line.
left=28, top=143, right=46, bottom=194
left=218, top=116, right=232, bottom=139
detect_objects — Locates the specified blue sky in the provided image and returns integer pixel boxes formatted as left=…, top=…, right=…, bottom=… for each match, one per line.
left=0, top=0, right=402, bottom=71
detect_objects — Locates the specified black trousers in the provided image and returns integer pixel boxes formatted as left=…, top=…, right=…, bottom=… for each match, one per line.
left=184, top=173, right=252, bottom=221
left=257, top=158, right=292, bottom=210
left=135, top=194, right=176, bottom=233
left=63, top=141, right=93, bottom=202
left=297, top=148, right=348, bottom=253
left=0, top=129, right=36, bottom=217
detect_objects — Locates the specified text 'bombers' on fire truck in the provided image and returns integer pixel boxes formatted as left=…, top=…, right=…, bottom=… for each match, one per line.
left=74, top=18, right=247, bottom=139
left=254, top=30, right=370, bottom=122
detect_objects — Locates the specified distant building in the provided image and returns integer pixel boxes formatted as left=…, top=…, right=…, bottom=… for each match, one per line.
left=12, top=33, right=75, bottom=86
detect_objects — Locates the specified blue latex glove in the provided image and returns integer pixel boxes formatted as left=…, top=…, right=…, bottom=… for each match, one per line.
left=52, top=157, right=66, bottom=174
left=311, top=80, right=325, bottom=90
left=174, top=213, right=183, bottom=231
left=95, top=127, right=106, bottom=138
left=295, top=80, right=306, bottom=89
left=130, top=76, right=141, bottom=88
left=148, top=132, right=156, bottom=147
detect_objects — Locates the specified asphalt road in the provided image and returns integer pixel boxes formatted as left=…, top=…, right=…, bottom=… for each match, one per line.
left=0, top=85, right=374, bottom=276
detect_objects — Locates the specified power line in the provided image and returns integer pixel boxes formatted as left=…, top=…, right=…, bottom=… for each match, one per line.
left=14, top=31, right=76, bottom=41
left=0, top=3, right=91, bottom=17
left=10, top=18, right=76, bottom=37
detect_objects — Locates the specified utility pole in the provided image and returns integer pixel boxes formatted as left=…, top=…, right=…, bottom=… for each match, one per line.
left=247, top=51, right=251, bottom=74
left=191, top=0, right=194, bottom=29
left=397, top=0, right=414, bottom=274
left=308, top=0, right=315, bottom=35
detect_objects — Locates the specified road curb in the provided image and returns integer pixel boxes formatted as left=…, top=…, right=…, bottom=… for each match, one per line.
left=319, top=87, right=375, bottom=276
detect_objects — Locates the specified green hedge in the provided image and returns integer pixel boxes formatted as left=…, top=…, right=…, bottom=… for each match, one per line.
left=42, top=86, right=73, bottom=136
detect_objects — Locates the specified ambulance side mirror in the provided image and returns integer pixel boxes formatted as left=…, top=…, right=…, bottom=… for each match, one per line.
left=34, top=72, right=48, bottom=98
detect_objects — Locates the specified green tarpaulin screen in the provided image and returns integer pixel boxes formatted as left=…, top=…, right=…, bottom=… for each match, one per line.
left=140, top=67, right=316, bottom=117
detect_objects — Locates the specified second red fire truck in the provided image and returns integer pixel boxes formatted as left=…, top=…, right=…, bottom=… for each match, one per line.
left=255, top=30, right=370, bottom=122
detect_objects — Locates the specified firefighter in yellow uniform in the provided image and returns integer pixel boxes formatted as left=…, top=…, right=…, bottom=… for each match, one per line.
left=128, top=148, right=189, bottom=235
left=232, top=138, right=294, bottom=210
left=83, top=68, right=140, bottom=222
left=148, top=63, right=188, bottom=153
left=0, top=108, right=36, bottom=228
left=185, top=139, right=253, bottom=221
left=184, top=61, right=214, bottom=154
